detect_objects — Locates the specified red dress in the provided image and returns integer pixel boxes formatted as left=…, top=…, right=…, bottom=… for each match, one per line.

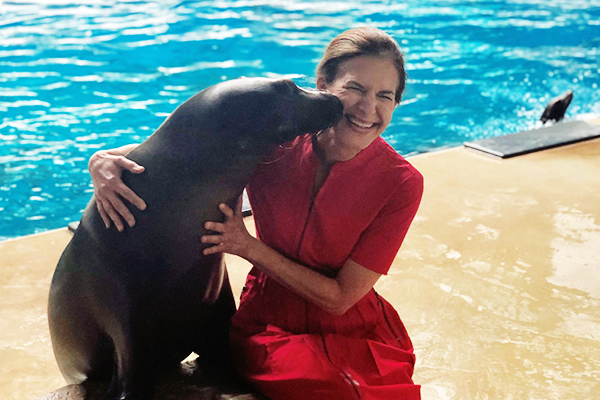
left=230, top=135, right=424, bottom=400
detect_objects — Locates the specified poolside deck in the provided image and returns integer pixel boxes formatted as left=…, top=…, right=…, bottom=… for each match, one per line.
left=2, top=119, right=599, bottom=400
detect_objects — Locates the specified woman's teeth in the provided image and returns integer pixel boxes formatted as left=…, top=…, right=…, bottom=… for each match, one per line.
left=347, top=115, right=375, bottom=129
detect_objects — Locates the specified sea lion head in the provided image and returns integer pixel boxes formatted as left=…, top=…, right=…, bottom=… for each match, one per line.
left=205, top=77, right=344, bottom=149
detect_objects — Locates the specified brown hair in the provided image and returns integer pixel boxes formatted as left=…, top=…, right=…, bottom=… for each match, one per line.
left=316, top=27, right=407, bottom=104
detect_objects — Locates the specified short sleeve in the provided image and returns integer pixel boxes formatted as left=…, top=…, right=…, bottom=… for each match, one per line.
left=349, top=170, right=424, bottom=275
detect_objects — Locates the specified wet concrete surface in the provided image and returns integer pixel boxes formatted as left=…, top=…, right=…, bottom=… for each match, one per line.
left=1, top=122, right=599, bottom=399
left=391, top=133, right=600, bottom=399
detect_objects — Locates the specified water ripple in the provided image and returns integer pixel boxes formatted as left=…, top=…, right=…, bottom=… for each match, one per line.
left=1, top=0, right=599, bottom=238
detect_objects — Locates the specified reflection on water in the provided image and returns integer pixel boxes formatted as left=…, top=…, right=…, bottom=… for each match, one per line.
left=1, top=0, right=600, bottom=239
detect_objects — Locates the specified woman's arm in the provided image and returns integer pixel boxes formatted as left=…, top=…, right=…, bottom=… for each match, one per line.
left=88, top=144, right=146, bottom=231
left=202, top=198, right=381, bottom=316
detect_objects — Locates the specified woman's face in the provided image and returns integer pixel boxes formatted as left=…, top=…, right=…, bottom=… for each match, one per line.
left=317, top=56, right=399, bottom=154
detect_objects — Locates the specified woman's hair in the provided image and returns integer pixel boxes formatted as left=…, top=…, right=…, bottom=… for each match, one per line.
left=316, top=27, right=407, bottom=104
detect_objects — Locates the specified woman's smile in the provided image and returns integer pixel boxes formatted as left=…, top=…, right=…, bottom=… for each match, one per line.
left=345, top=114, right=379, bottom=131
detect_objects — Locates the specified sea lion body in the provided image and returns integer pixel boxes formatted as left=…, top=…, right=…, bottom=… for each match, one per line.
left=48, top=78, right=343, bottom=399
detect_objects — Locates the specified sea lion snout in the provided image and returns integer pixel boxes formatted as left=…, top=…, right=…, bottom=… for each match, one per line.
left=283, top=80, right=344, bottom=137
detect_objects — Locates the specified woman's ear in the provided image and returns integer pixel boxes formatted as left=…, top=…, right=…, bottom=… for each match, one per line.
left=316, top=77, right=327, bottom=91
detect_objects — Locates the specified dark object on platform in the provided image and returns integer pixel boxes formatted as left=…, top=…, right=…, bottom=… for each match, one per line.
left=541, top=90, right=573, bottom=124
left=464, top=120, right=600, bottom=158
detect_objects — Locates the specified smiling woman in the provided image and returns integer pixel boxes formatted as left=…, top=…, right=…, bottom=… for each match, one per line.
left=201, top=27, right=424, bottom=400
left=89, top=27, right=424, bottom=400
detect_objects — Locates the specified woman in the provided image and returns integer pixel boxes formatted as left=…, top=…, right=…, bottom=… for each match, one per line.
left=89, top=27, right=423, bottom=400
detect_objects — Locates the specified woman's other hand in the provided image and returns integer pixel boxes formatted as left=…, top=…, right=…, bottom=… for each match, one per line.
left=201, top=196, right=255, bottom=257
left=89, top=149, right=146, bottom=231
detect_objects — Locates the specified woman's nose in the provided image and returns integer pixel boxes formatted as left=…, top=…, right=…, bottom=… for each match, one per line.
left=357, top=92, right=377, bottom=116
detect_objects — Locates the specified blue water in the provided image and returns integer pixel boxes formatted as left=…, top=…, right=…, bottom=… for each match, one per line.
left=1, top=0, right=599, bottom=240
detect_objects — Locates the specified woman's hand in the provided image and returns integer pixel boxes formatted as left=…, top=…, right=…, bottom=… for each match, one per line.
left=200, top=196, right=382, bottom=315
left=201, top=196, right=255, bottom=257
left=89, top=150, right=146, bottom=231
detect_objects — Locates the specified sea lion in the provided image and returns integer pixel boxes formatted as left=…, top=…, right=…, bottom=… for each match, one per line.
left=48, top=77, right=343, bottom=400
left=540, top=89, right=573, bottom=124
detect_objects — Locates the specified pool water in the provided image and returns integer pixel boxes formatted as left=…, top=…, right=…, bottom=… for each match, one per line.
left=1, top=0, right=599, bottom=240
